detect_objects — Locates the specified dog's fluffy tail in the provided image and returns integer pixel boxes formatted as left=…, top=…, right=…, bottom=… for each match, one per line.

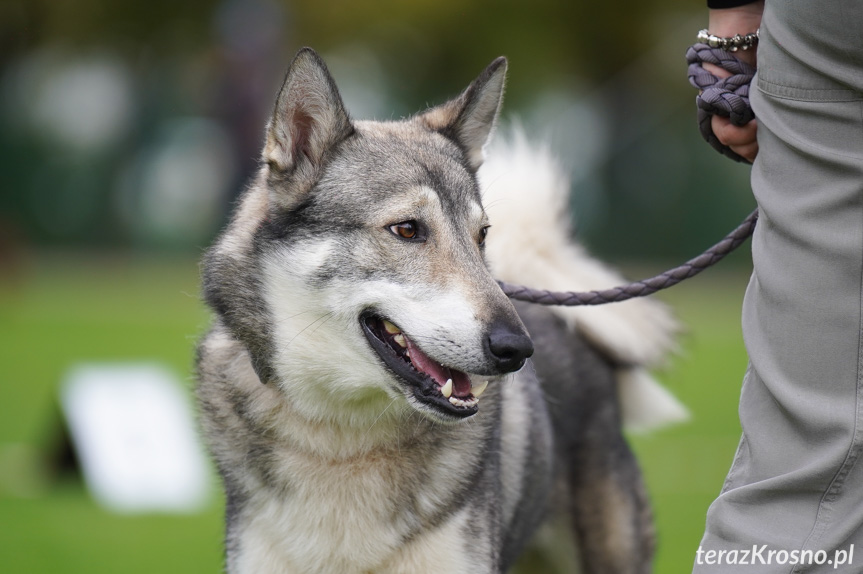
left=479, top=130, right=688, bottom=432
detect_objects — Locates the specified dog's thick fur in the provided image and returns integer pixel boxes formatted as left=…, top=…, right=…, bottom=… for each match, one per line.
left=196, top=48, right=682, bottom=574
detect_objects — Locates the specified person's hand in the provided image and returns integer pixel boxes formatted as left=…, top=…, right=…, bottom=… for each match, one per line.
left=712, top=114, right=759, bottom=163
left=705, top=1, right=763, bottom=162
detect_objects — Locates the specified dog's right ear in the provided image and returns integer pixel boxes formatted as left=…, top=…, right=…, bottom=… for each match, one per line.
left=264, top=48, right=353, bottom=181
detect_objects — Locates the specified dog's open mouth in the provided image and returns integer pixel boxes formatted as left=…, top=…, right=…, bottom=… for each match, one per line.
left=360, top=312, right=488, bottom=418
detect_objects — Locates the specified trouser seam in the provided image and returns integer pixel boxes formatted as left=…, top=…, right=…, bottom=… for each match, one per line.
left=721, top=365, right=753, bottom=496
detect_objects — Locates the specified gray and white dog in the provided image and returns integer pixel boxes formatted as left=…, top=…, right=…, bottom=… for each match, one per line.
left=196, top=47, right=683, bottom=574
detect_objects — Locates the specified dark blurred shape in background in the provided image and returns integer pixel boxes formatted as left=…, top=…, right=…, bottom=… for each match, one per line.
left=0, top=0, right=753, bottom=260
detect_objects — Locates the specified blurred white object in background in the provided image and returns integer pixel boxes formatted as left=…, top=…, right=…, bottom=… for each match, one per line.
left=5, top=48, right=135, bottom=153
left=114, top=117, right=237, bottom=246
left=61, top=363, right=210, bottom=514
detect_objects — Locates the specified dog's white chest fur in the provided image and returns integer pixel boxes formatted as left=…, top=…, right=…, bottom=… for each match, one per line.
left=232, top=447, right=488, bottom=574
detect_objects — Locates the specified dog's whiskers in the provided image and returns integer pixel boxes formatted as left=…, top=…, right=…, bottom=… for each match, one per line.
left=275, top=308, right=327, bottom=324
left=365, top=397, right=399, bottom=437
left=285, top=311, right=337, bottom=348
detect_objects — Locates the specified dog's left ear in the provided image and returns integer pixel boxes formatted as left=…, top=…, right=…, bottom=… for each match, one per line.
left=418, top=57, right=507, bottom=170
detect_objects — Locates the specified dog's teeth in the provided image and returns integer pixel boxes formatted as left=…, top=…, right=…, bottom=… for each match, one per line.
left=383, top=320, right=400, bottom=334
left=471, top=380, right=489, bottom=398
left=447, top=395, right=477, bottom=408
left=441, top=378, right=453, bottom=398
left=393, top=333, right=407, bottom=348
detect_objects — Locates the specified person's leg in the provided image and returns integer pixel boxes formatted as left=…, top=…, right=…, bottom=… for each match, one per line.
left=694, top=1, right=863, bottom=571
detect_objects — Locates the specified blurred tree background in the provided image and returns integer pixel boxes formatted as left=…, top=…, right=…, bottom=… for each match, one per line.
left=0, top=1, right=756, bottom=573
left=0, top=0, right=754, bottom=259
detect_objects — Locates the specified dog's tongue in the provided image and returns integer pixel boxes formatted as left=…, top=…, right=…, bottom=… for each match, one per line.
left=406, top=338, right=472, bottom=397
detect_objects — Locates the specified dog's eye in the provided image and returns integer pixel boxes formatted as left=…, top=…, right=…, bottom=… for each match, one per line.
left=390, top=221, right=417, bottom=239
left=478, top=225, right=490, bottom=245
left=388, top=221, right=424, bottom=241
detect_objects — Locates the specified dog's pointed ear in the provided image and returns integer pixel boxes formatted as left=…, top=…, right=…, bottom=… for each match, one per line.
left=417, top=57, right=507, bottom=170
left=264, top=48, right=353, bottom=175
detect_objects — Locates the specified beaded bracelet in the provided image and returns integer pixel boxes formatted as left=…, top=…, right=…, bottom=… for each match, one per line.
left=696, top=29, right=759, bottom=52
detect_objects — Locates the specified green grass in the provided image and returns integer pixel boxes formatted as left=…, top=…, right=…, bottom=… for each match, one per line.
left=0, top=254, right=751, bottom=573
left=0, top=254, right=224, bottom=574
left=633, top=272, right=750, bottom=572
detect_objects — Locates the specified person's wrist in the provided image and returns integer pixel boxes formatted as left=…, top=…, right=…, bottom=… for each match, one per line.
left=706, top=0, right=763, bottom=67
left=707, top=0, right=763, bottom=37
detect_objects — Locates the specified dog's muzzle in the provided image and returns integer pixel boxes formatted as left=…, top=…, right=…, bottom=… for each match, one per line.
left=360, top=312, right=515, bottom=419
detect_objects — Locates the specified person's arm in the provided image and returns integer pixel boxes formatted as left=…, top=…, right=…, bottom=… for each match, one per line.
left=704, top=0, right=763, bottom=162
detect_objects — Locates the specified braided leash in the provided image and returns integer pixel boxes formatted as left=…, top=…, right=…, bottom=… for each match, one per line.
left=499, top=209, right=758, bottom=306
left=499, top=44, right=757, bottom=307
left=686, top=43, right=756, bottom=163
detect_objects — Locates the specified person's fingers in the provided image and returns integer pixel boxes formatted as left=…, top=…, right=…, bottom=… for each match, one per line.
left=711, top=116, right=759, bottom=162
left=730, top=141, right=759, bottom=163
left=712, top=115, right=758, bottom=146
left=702, top=61, right=733, bottom=79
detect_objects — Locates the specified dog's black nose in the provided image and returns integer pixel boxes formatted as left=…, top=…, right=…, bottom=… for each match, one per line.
left=486, top=323, right=534, bottom=373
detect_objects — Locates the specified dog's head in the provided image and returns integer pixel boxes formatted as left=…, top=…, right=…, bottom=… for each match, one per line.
left=204, top=48, right=531, bottom=423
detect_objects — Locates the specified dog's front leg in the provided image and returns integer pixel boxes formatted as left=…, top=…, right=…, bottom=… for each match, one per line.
left=567, top=411, right=654, bottom=574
